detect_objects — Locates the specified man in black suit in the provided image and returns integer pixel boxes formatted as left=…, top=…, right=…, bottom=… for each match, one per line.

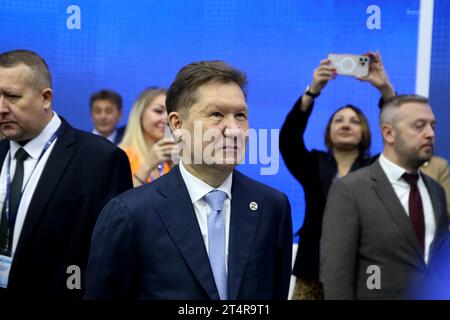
left=0, top=49, right=132, bottom=299
left=90, top=89, right=126, bottom=144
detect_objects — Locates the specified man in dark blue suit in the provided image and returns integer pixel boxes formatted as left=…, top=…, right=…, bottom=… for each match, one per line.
left=85, top=61, right=293, bottom=299
left=0, top=50, right=132, bottom=299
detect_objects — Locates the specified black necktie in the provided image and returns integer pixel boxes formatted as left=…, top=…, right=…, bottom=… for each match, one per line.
left=402, top=172, right=425, bottom=254
left=0, top=148, right=29, bottom=255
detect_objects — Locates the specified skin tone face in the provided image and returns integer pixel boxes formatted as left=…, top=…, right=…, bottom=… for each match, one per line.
left=383, top=102, right=435, bottom=171
left=169, top=81, right=248, bottom=184
left=329, top=107, right=363, bottom=152
left=91, top=99, right=122, bottom=137
left=0, top=64, right=53, bottom=142
left=141, top=94, right=167, bottom=143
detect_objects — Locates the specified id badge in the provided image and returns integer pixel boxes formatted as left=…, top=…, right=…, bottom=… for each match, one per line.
left=0, top=254, right=12, bottom=288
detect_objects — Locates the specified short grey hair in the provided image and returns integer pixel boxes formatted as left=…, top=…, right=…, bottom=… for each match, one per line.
left=379, top=94, right=429, bottom=126
left=0, top=49, right=52, bottom=90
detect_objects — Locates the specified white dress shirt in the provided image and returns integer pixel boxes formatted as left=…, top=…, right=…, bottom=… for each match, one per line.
left=179, top=161, right=232, bottom=269
left=0, top=113, right=61, bottom=256
left=92, top=128, right=117, bottom=143
left=378, top=154, right=436, bottom=264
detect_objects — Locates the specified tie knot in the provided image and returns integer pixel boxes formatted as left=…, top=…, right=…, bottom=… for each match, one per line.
left=403, top=172, right=419, bottom=186
left=14, top=148, right=29, bottom=163
left=204, top=190, right=227, bottom=212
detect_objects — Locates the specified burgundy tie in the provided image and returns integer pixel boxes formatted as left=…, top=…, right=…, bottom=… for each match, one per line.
left=402, top=172, right=425, bottom=254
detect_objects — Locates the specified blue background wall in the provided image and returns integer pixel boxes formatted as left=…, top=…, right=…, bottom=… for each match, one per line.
left=430, top=0, right=450, bottom=163
left=0, top=0, right=431, bottom=237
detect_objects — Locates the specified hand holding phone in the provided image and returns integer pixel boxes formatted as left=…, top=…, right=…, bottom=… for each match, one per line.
left=328, top=53, right=370, bottom=77
left=164, top=122, right=173, bottom=140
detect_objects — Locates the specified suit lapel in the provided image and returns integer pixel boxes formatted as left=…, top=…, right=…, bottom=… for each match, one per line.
left=13, top=120, right=75, bottom=261
left=370, top=161, right=424, bottom=264
left=228, top=171, right=261, bottom=300
left=154, top=166, right=219, bottom=300
left=0, top=141, right=9, bottom=166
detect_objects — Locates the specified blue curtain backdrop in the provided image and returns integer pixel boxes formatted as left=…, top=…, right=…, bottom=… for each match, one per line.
left=1, top=0, right=434, bottom=237
left=430, top=0, right=450, bottom=162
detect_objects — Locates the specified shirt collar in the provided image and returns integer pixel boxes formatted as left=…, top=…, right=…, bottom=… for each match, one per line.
left=379, top=153, right=420, bottom=183
left=179, top=161, right=233, bottom=204
left=92, top=128, right=117, bottom=143
left=10, top=112, right=62, bottom=160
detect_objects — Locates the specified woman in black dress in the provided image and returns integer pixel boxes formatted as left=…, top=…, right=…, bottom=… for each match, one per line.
left=280, top=51, right=396, bottom=299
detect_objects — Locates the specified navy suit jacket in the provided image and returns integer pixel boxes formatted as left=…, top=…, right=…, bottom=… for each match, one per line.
left=85, top=165, right=293, bottom=299
left=0, top=118, right=132, bottom=299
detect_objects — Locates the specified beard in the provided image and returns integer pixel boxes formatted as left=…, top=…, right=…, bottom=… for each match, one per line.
left=394, top=132, right=433, bottom=170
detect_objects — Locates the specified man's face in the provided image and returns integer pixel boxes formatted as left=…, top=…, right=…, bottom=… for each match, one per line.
left=91, top=99, right=122, bottom=137
left=0, top=64, right=52, bottom=142
left=179, top=81, right=248, bottom=171
left=392, top=102, right=435, bottom=169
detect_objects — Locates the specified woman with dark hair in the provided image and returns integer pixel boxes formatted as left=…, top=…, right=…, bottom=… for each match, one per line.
left=280, top=51, right=396, bottom=299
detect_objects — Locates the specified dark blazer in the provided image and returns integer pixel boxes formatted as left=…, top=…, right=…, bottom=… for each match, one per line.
left=321, top=161, right=449, bottom=299
left=279, top=96, right=375, bottom=281
left=85, top=165, right=293, bottom=300
left=1, top=118, right=132, bottom=299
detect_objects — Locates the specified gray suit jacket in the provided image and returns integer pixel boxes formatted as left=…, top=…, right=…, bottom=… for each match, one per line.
left=321, top=160, right=448, bottom=300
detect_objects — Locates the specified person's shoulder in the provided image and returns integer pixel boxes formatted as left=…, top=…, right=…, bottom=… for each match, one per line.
left=338, top=161, right=376, bottom=185
left=113, top=183, right=157, bottom=215
left=430, top=156, right=449, bottom=169
left=116, top=169, right=175, bottom=208
left=233, top=170, right=287, bottom=203
left=71, top=127, right=124, bottom=156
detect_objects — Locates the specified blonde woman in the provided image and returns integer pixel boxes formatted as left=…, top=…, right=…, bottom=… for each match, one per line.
left=120, top=87, right=176, bottom=187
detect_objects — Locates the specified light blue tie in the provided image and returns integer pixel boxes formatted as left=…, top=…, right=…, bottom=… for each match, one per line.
left=204, top=189, right=228, bottom=300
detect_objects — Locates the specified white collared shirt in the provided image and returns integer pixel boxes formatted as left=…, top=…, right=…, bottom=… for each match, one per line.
left=179, top=161, right=232, bottom=268
left=378, top=154, right=436, bottom=264
left=0, top=113, right=61, bottom=256
left=92, top=128, right=117, bottom=143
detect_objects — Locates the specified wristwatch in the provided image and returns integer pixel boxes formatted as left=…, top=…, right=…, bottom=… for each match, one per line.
left=304, top=85, right=320, bottom=98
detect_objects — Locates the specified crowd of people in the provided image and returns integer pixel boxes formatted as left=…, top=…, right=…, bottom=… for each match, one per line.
left=0, top=49, right=448, bottom=300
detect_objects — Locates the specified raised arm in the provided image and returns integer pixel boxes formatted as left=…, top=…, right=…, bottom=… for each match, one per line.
left=279, top=59, right=335, bottom=182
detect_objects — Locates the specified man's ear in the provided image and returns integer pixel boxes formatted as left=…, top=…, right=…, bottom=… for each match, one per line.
left=41, top=88, right=53, bottom=110
left=381, top=123, right=395, bottom=145
left=168, top=112, right=183, bottom=130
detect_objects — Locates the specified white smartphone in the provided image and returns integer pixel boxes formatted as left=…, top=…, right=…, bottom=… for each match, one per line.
left=164, top=122, right=172, bottom=139
left=328, top=53, right=370, bottom=77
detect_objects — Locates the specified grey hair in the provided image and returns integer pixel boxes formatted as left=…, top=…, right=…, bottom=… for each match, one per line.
left=0, top=49, right=52, bottom=90
left=379, top=94, right=429, bottom=126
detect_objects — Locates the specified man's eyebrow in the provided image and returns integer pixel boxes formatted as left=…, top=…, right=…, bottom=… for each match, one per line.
left=205, top=103, right=248, bottom=110
left=412, top=118, right=435, bottom=123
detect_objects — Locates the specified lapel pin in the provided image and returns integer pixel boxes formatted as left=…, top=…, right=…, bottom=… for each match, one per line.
left=249, top=201, right=258, bottom=211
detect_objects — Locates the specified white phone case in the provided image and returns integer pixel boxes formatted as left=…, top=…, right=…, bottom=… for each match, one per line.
left=328, top=53, right=369, bottom=77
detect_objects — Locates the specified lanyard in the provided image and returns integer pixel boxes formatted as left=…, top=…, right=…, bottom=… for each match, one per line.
left=4, top=127, right=60, bottom=227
